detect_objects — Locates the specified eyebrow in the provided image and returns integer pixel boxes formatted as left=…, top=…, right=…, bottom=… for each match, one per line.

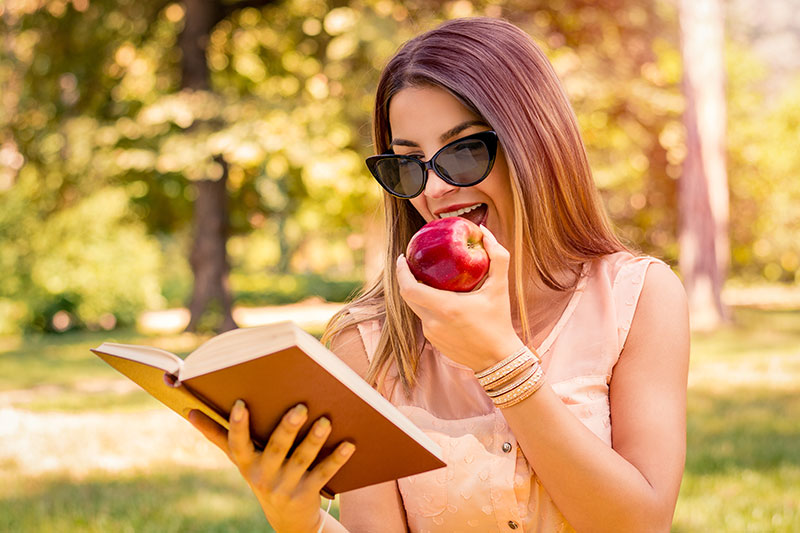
left=389, top=120, right=488, bottom=149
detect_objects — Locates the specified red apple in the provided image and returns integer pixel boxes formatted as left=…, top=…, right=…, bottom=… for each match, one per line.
left=405, top=217, right=490, bottom=292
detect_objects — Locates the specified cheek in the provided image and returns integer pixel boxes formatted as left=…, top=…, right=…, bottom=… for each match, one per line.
left=485, top=160, right=515, bottom=241
left=486, top=158, right=513, bottom=210
left=492, top=151, right=512, bottom=188
left=409, top=197, right=432, bottom=222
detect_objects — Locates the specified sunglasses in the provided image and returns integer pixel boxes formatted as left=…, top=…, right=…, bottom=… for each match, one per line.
left=366, top=130, right=499, bottom=199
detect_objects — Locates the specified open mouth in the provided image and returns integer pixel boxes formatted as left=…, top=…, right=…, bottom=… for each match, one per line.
left=439, top=203, right=488, bottom=226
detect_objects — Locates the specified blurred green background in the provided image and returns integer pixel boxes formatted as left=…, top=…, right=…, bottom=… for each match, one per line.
left=1, top=0, right=799, bottom=531
left=2, top=0, right=799, bottom=335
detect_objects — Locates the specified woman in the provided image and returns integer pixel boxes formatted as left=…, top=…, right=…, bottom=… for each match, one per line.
left=189, top=17, right=689, bottom=532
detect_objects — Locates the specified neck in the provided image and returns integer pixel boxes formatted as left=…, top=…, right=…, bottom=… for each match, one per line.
left=507, top=261, right=581, bottom=338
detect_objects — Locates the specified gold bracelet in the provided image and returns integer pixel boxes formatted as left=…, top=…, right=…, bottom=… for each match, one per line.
left=486, top=362, right=539, bottom=398
left=491, top=364, right=541, bottom=401
left=493, top=366, right=546, bottom=408
left=493, top=375, right=544, bottom=409
left=487, top=368, right=540, bottom=404
left=484, top=358, right=534, bottom=391
left=475, top=345, right=529, bottom=380
left=478, top=351, right=535, bottom=389
left=475, top=345, right=540, bottom=386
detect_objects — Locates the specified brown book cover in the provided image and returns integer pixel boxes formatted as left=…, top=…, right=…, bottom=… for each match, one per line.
left=91, top=321, right=445, bottom=497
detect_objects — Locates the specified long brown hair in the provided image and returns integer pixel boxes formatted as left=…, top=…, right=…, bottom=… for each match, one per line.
left=323, top=17, right=626, bottom=395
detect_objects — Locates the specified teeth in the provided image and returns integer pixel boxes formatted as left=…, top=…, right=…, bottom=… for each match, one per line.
left=439, top=203, right=482, bottom=218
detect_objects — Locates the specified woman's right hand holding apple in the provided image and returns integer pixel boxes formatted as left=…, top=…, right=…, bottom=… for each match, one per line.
left=188, top=400, right=356, bottom=533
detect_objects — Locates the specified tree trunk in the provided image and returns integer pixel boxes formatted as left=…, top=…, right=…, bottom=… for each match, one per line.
left=678, top=0, right=730, bottom=331
left=180, top=0, right=237, bottom=332
left=186, top=159, right=237, bottom=332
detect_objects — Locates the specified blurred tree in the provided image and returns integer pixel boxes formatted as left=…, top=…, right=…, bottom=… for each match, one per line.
left=0, top=0, right=395, bottom=333
left=725, top=1, right=800, bottom=284
left=678, top=0, right=730, bottom=330
left=2, top=0, right=796, bottom=337
left=499, top=1, right=683, bottom=262
left=177, top=0, right=282, bottom=333
left=0, top=0, right=168, bottom=333
left=171, top=0, right=404, bottom=330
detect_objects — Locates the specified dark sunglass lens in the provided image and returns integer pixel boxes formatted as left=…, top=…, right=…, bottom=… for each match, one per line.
left=434, top=139, right=490, bottom=184
left=374, top=158, right=424, bottom=197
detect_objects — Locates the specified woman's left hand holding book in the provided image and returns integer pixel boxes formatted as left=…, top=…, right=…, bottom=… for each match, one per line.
left=188, top=401, right=356, bottom=532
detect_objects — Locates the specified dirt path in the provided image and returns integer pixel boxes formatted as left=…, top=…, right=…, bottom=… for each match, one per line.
left=138, top=299, right=344, bottom=334
left=1, top=406, right=230, bottom=480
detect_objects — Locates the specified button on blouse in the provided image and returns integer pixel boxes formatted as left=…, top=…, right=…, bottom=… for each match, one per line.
left=351, top=252, right=665, bottom=533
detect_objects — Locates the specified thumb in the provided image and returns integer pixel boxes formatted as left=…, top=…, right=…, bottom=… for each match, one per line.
left=479, top=224, right=510, bottom=280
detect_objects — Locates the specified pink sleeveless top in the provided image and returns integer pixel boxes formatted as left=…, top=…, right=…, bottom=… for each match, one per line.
left=350, top=252, right=662, bottom=533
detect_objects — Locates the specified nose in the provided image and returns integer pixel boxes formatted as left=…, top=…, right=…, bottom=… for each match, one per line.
left=422, top=169, right=456, bottom=199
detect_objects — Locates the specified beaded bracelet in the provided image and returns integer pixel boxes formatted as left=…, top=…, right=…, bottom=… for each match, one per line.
left=485, top=357, right=534, bottom=391
left=475, top=345, right=530, bottom=380
left=486, top=362, right=539, bottom=398
left=475, top=345, right=540, bottom=385
left=478, top=350, right=535, bottom=389
left=493, top=366, right=546, bottom=408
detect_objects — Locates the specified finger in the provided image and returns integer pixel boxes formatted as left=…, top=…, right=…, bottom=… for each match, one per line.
left=188, top=409, right=232, bottom=458
left=395, top=253, right=419, bottom=291
left=228, top=399, right=258, bottom=470
left=303, top=441, right=357, bottom=494
left=275, top=416, right=333, bottom=492
left=163, top=372, right=180, bottom=388
left=259, top=404, right=309, bottom=474
left=478, top=225, right=510, bottom=282
left=395, top=254, right=445, bottom=311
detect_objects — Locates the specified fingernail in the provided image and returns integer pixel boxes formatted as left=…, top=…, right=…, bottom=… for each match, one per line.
left=314, top=417, right=330, bottom=437
left=339, top=442, right=355, bottom=456
left=288, top=404, right=307, bottom=424
left=231, top=399, right=245, bottom=422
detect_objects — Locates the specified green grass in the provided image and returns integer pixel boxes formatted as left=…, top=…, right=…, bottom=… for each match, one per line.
left=0, top=468, right=342, bottom=532
left=688, top=308, right=800, bottom=370
left=675, top=388, right=800, bottom=531
left=0, top=468, right=341, bottom=533
left=1, top=307, right=798, bottom=531
left=0, top=328, right=205, bottom=412
left=672, top=307, right=800, bottom=531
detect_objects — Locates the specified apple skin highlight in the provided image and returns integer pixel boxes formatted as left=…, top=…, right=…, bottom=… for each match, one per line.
left=405, top=217, right=490, bottom=292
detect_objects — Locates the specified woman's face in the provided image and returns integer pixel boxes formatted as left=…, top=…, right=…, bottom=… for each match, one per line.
left=388, top=85, right=515, bottom=248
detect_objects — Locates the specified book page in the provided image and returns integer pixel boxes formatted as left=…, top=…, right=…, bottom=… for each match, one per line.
left=182, top=322, right=297, bottom=378
left=94, top=343, right=183, bottom=376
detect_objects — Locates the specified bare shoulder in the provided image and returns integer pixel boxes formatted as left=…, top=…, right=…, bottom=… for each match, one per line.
left=613, top=260, right=689, bottom=379
left=640, top=261, right=688, bottom=309
left=627, top=261, right=689, bottom=352
left=609, top=260, right=689, bottom=504
left=610, top=259, right=690, bottom=388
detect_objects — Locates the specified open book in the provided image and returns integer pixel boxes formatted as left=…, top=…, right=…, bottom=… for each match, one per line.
left=91, top=321, right=445, bottom=497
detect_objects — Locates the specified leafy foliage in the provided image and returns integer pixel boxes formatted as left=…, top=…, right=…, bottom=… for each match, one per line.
left=1, top=0, right=798, bottom=333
